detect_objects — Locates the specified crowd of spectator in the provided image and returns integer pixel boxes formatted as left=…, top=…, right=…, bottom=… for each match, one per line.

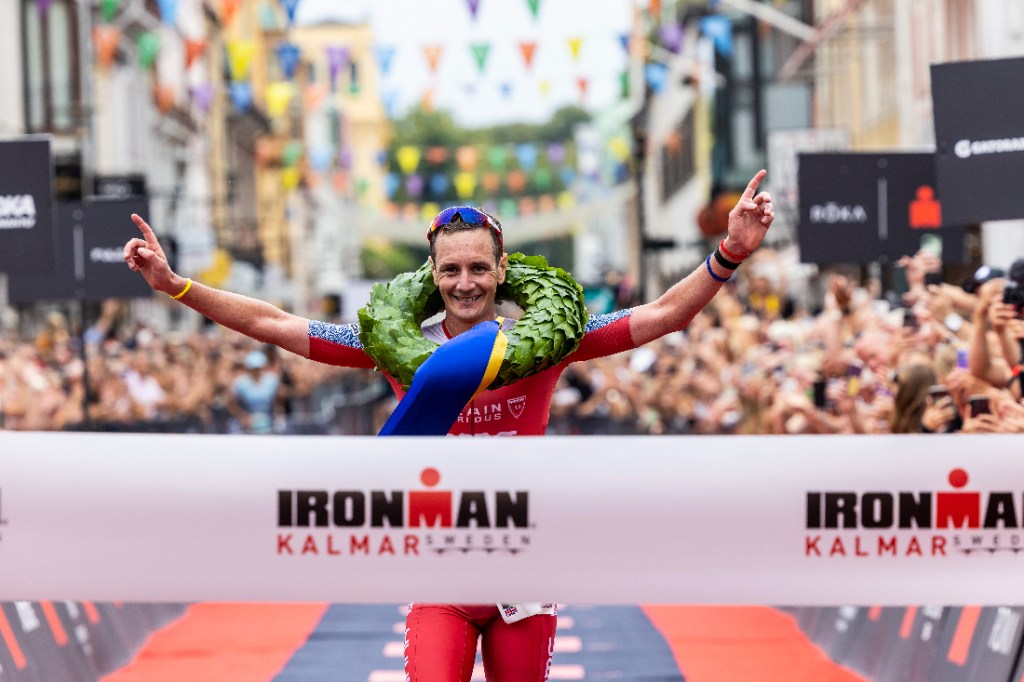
left=2, top=247, right=1023, bottom=437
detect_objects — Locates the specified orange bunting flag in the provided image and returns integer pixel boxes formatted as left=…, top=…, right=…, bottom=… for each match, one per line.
left=456, top=146, right=479, bottom=172
left=577, top=77, right=589, bottom=100
left=154, top=84, right=175, bottom=113
left=507, top=169, right=526, bottom=194
left=93, top=25, right=121, bottom=70
left=519, top=197, right=536, bottom=215
left=423, top=45, right=444, bottom=74
left=454, top=172, right=477, bottom=199
left=304, top=83, right=326, bottom=111
left=421, top=88, right=435, bottom=111
left=538, top=194, right=556, bottom=212
left=518, top=42, right=537, bottom=70
left=221, top=0, right=241, bottom=27
left=184, top=39, right=206, bottom=68
left=425, top=146, right=450, bottom=164
left=567, top=37, right=583, bottom=62
left=482, top=172, right=501, bottom=193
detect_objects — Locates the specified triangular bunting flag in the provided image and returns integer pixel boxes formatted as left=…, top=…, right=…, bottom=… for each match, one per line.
left=618, top=33, right=630, bottom=54
left=454, top=172, right=477, bottom=199
left=220, top=0, right=241, bottom=27
left=375, top=45, right=396, bottom=77
left=227, top=39, right=256, bottom=81
left=525, top=0, right=540, bottom=20
left=396, top=146, right=421, bottom=175
left=518, top=42, right=537, bottom=70
left=568, top=37, right=583, bottom=62
left=470, top=43, right=490, bottom=75
left=423, top=45, right=443, bottom=74
left=577, top=77, right=589, bottom=100
left=93, top=26, right=120, bottom=70
left=280, top=0, right=300, bottom=25
left=191, top=83, right=214, bottom=113
left=326, top=45, right=349, bottom=88
left=275, top=42, right=301, bottom=80
left=185, top=39, right=206, bottom=68
left=466, top=0, right=481, bottom=20
left=157, top=0, right=178, bottom=25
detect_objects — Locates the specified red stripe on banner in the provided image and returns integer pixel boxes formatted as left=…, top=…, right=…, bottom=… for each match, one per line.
left=899, top=606, right=918, bottom=639
left=40, top=601, right=69, bottom=646
left=0, top=608, right=28, bottom=670
left=82, top=601, right=101, bottom=624
left=867, top=606, right=881, bottom=621
left=102, top=603, right=328, bottom=682
left=947, top=606, right=982, bottom=666
left=642, top=606, right=865, bottom=681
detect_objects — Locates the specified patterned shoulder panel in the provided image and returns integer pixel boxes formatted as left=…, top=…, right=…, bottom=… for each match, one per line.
left=309, top=320, right=363, bottom=349
left=565, top=308, right=634, bottom=364
left=584, top=308, right=631, bottom=332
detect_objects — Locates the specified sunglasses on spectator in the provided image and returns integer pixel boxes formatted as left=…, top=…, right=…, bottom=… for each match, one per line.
left=427, top=206, right=503, bottom=252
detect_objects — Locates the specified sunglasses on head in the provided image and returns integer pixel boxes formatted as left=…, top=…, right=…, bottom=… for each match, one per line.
left=427, top=206, right=503, bottom=252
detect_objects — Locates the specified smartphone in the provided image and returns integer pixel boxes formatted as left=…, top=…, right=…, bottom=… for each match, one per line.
left=903, top=309, right=918, bottom=330
left=812, top=379, right=827, bottom=409
left=1003, top=282, right=1024, bottom=319
left=928, top=385, right=950, bottom=401
left=924, top=271, right=943, bottom=286
left=968, top=395, right=991, bottom=418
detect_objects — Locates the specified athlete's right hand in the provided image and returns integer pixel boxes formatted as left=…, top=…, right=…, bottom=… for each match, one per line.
left=123, top=213, right=181, bottom=295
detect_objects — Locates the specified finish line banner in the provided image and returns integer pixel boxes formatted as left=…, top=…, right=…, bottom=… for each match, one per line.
left=0, top=432, right=1022, bottom=605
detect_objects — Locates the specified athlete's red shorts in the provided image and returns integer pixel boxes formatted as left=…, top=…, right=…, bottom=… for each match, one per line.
left=404, top=603, right=557, bottom=681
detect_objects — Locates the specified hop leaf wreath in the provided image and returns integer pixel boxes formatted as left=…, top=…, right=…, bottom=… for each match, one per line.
left=358, top=253, right=590, bottom=389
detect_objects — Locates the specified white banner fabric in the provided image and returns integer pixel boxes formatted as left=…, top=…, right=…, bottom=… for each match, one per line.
left=0, top=432, right=1022, bottom=604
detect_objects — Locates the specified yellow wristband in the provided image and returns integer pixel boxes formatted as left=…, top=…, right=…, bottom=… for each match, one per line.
left=170, top=278, right=193, bottom=300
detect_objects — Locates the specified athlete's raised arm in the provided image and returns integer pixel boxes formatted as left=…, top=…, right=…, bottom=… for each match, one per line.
left=629, top=169, right=773, bottom=347
left=123, top=213, right=311, bottom=358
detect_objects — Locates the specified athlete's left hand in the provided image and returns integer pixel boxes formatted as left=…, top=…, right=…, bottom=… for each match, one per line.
left=722, top=169, right=773, bottom=259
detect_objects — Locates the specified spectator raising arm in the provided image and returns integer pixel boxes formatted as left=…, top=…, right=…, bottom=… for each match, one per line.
left=123, top=214, right=311, bottom=358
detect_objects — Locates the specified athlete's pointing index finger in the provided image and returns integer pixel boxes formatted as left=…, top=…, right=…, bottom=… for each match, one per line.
left=741, top=169, right=767, bottom=201
left=130, top=213, right=159, bottom=248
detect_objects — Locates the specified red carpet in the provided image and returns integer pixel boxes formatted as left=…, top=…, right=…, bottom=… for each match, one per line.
left=102, top=603, right=328, bottom=682
left=642, top=606, right=866, bottom=681
left=104, top=604, right=862, bottom=681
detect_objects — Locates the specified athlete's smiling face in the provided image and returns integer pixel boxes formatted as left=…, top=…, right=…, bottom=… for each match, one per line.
left=430, top=228, right=507, bottom=337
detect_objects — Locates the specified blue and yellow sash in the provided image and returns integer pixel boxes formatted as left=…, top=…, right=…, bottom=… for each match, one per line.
left=378, top=318, right=507, bottom=436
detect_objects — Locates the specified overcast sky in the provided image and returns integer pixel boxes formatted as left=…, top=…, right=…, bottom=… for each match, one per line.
left=297, top=0, right=634, bottom=128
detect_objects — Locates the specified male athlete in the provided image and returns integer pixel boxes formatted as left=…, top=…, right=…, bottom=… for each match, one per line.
left=123, top=169, right=773, bottom=681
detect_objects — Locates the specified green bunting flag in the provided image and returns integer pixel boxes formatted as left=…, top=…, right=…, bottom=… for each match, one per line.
left=137, top=32, right=160, bottom=69
left=470, top=43, right=490, bottom=74
left=525, top=0, right=540, bottom=20
left=100, top=0, right=120, bottom=22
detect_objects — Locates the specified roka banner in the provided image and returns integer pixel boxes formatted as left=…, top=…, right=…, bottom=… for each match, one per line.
left=7, top=198, right=153, bottom=302
left=931, top=56, right=1024, bottom=224
left=0, top=137, right=56, bottom=275
left=797, top=152, right=965, bottom=265
left=0, top=432, right=1023, bottom=604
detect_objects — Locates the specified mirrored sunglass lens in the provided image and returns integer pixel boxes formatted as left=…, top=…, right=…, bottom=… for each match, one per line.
left=429, top=207, right=460, bottom=230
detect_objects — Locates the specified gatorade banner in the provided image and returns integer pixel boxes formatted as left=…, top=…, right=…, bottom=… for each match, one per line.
left=931, top=56, right=1024, bottom=224
left=7, top=198, right=153, bottom=302
left=3, top=433, right=1024, bottom=603
left=0, top=137, right=56, bottom=275
left=797, top=152, right=966, bottom=265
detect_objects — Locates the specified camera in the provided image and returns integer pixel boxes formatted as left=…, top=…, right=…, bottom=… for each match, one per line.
left=1003, top=281, right=1024, bottom=318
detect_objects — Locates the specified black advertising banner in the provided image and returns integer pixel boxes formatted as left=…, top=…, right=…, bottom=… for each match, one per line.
left=797, top=152, right=966, bottom=265
left=0, top=137, right=56, bottom=275
left=7, top=198, right=153, bottom=302
left=932, top=57, right=1024, bottom=224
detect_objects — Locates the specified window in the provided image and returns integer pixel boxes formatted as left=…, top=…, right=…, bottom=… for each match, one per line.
left=22, top=0, right=80, bottom=133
